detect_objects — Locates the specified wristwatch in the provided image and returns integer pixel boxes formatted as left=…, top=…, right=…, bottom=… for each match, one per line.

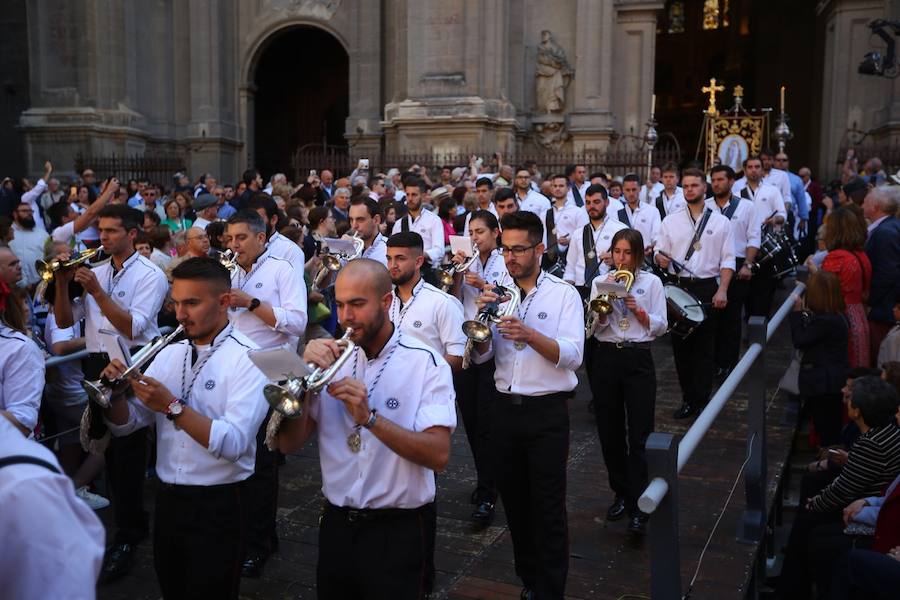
left=362, top=409, right=378, bottom=429
left=165, top=398, right=185, bottom=421
left=248, top=298, right=261, bottom=312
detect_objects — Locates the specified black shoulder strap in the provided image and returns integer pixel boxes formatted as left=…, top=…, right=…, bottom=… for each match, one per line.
left=740, top=186, right=750, bottom=200
left=618, top=207, right=631, bottom=228
left=401, top=215, right=409, bottom=233
left=683, top=208, right=712, bottom=264
left=545, top=208, right=558, bottom=255
left=722, top=196, right=741, bottom=220
left=582, top=225, right=599, bottom=282
left=572, top=185, right=584, bottom=207
left=0, top=455, right=61, bottom=474
left=656, top=194, right=666, bottom=220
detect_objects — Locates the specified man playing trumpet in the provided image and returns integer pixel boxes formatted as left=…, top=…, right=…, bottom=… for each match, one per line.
left=277, top=258, right=456, bottom=600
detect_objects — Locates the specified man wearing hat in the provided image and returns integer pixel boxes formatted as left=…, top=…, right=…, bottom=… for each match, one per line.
left=192, top=193, right=219, bottom=231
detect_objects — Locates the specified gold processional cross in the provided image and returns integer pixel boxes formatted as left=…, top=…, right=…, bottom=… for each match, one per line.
left=702, top=78, right=726, bottom=115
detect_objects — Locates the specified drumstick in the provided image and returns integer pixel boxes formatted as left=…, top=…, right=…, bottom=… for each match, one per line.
left=657, top=250, right=699, bottom=278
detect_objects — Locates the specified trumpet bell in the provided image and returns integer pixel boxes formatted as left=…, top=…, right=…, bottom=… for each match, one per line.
left=81, top=379, right=112, bottom=409
left=36, top=259, right=59, bottom=281
left=590, top=296, right=614, bottom=316
left=462, top=319, right=493, bottom=343
left=437, top=269, right=454, bottom=287
left=264, top=378, right=306, bottom=418
left=322, top=254, right=343, bottom=272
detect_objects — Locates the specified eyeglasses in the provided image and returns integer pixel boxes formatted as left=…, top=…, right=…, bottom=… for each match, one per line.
left=498, top=244, right=538, bottom=257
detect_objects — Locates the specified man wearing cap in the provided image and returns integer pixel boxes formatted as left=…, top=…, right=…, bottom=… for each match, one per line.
left=192, top=193, right=219, bottom=231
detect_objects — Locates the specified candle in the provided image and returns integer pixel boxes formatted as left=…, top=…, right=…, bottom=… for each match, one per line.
left=780, top=86, right=785, bottom=113
left=651, top=94, right=656, bottom=116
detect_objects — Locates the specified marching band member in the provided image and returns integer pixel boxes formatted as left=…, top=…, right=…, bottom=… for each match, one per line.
left=53, top=204, right=168, bottom=582
left=587, top=228, right=667, bottom=535
left=102, top=257, right=269, bottom=599
left=515, top=168, right=552, bottom=216
left=564, top=184, right=628, bottom=297
left=277, top=259, right=456, bottom=600
left=707, top=165, right=761, bottom=378
left=225, top=209, right=307, bottom=578
left=348, top=196, right=388, bottom=266
left=450, top=210, right=509, bottom=527
left=462, top=177, right=500, bottom=236
left=246, top=193, right=306, bottom=267
left=472, top=211, right=584, bottom=600
left=654, top=162, right=685, bottom=220
left=655, top=168, right=735, bottom=419
left=0, top=276, right=44, bottom=436
left=391, top=178, right=445, bottom=278
left=543, top=174, right=588, bottom=274
left=386, top=232, right=466, bottom=371
left=617, top=174, right=662, bottom=254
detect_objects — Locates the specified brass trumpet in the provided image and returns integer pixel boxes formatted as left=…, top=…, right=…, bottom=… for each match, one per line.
left=460, top=284, right=520, bottom=369
left=82, top=325, right=185, bottom=408
left=314, top=233, right=365, bottom=290
left=585, top=267, right=635, bottom=334
left=34, top=246, right=103, bottom=303
left=263, top=327, right=356, bottom=418
left=437, top=242, right=479, bottom=292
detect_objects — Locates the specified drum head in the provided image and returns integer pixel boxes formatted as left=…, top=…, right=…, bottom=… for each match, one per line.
left=665, top=285, right=705, bottom=322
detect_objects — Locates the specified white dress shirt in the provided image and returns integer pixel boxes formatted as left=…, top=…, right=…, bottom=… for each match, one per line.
left=229, top=249, right=308, bottom=349
left=732, top=179, right=788, bottom=223
left=193, top=216, right=212, bottom=231
left=462, top=203, right=499, bottom=237
left=0, top=323, right=45, bottom=432
left=9, top=224, right=50, bottom=287
left=70, top=251, right=168, bottom=353
left=106, top=326, right=269, bottom=485
left=391, top=209, right=445, bottom=266
left=704, top=196, right=761, bottom=259
left=20, top=178, right=48, bottom=232
left=474, top=271, right=584, bottom=395
left=390, top=278, right=466, bottom=358
left=639, top=181, right=665, bottom=205
left=459, top=249, right=511, bottom=320
left=360, top=234, right=388, bottom=266
left=268, top=231, right=307, bottom=267
left=518, top=189, right=552, bottom=215
left=616, top=201, right=662, bottom=248
left=590, top=270, right=668, bottom=342
left=655, top=206, right=736, bottom=278
left=565, top=181, right=590, bottom=207
left=308, top=326, right=456, bottom=509
left=546, top=203, right=589, bottom=252
left=43, top=312, right=87, bottom=407
left=763, top=168, right=793, bottom=209
left=655, top=188, right=686, bottom=218
left=564, top=217, right=629, bottom=286
left=0, top=417, right=105, bottom=598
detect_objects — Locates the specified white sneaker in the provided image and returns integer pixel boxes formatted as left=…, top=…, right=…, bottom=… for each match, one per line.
left=75, top=486, right=110, bottom=510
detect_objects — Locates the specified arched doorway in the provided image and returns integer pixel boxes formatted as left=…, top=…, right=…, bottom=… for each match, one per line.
left=253, top=26, right=349, bottom=179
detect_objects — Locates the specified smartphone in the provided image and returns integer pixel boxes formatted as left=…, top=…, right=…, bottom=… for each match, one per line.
left=309, top=169, right=317, bottom=177
left=827, top=449, right=841, bottom=455
left=358, top=158, right=369, bottom=171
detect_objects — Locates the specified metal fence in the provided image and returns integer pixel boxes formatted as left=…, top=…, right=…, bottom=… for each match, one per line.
left=73, top=153, right=187, bottom=186
left=638, top=279, right=807, bottom=599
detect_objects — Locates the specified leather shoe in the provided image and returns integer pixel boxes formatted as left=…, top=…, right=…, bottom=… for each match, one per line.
left=673, top=402, right=696, bottom=419
left=99, top=543, right=136, bottom=584
left=471, top=501, right=495, bottom=528
left=627, top=512, right=649, bottom=535
left=241, top=555, right=267, bottom=578
left=606, top=496, right=627, bottom=521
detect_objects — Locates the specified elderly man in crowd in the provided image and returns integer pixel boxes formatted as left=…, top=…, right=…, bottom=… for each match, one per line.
left=864, top=186, right=900, bottom=363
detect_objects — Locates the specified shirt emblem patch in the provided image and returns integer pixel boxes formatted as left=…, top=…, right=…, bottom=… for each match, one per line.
left=538, top=312, right=548, bottom=320
left=118, top=291, right=126, bottom=297
left=413, top=320, right=422, bottom=328
left=255, top=282, right=263, bottom=289
left=385, top=397, right=400, bottom=410
left=636, top=288, right=645, bottom=295
left=205, top=380, right=215, bottom=390
left=492, top=271, right=499, bottom=277
left=706, top=229, right=714, bottom=235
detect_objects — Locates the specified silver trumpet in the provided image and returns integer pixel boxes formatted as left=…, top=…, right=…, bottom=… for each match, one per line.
left=219, top=249, right=240, bottom=276
left=438, top=242, right=480, bottom=292
left=82, top=325, right=186, bottom=408
left=314, top=232, right=365, bottom=291
left=460, top=284, right=520, bottom=369
left=263, top=327, right=356, bottom=418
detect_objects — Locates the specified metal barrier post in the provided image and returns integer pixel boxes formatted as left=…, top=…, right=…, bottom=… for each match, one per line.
left=738, top=316, right=768, bottom=543
left=646, top=432, right=681, bottom=599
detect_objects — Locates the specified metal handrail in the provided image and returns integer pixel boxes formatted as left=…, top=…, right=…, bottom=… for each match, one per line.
left=44, top=326, right=176, bottom=367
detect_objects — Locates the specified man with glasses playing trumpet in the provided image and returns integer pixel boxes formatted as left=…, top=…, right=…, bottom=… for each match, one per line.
left=586, top=228, right=667, bottom=535
left=470, top=211, right=584, bottom=600
left=100, top=257, right=269, bottom=600
left=276, top=258, right=456, bottom=600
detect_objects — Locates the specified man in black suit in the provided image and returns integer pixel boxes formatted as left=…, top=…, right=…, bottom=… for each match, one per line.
left=863, top=186, right=900, bottom=362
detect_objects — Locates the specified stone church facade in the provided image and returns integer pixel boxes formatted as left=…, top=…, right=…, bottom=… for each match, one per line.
left=12, top=0, right=900, bottom=181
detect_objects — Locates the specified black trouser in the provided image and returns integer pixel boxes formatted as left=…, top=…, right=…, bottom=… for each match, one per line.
left=317, top=502, right=435, bottom=600
left=809, top=521, right=873, bottom=599
left=715, top=257, right=748, bottom=371
left=777, top=506, right=843, bottom=598
left=85, top=352, right=149, bottom=546
left=670, top=278, right=720, bottom=408
left=493, top=391, right=570, bottom=599
left=454, top=358, right=497, bottom=503
left=829, top=548, right=900, bottom=600
left=747, top=270, right=777, bottom=318
left=242, top=409, right=280, bottom=560
left=588, top=341, right=656, bottom=514
left=807, top=393, right=844, bottom=448
left=154, top=481, right=245, bottom=600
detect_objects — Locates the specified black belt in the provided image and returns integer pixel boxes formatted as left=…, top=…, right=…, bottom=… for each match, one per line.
left=158, top=480, right=243, bottom=492
left=677, top=276, right=717, bottom=284
left=325, top=501, right=432, bottom=524
left=597, top=340, right=651, bottom=350
left=496, top=390, right=570, bottom=406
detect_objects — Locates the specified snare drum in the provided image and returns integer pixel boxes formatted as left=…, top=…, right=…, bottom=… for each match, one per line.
left=664, top=285, right=706, bottom=338
left=769, top=230, right=799, bottom=276
left=755, top=232, right=783, bottom=268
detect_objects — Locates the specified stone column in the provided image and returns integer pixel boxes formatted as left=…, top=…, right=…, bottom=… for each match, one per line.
left=346, top=0, right=384, bottom=159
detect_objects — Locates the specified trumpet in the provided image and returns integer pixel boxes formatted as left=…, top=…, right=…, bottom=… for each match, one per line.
left=263, top=327, right=356, bottom=418
left=219, top=249, right=239, bottom=276
left=437, top=243, right=480, bottom=292
left=82, top=325, right=186, bottom=408
left=34, top=247, right=103, bottom=302
left=585, top=267, right=635, bottom=334
left=461, top=284, right=520, bottom=369
left=314, top=233, right=365, bottom=290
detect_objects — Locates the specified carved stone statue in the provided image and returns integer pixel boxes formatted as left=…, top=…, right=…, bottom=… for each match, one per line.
left=535, top=30, right=574, bottom=114
left=533, top=120, right=570, bottom=151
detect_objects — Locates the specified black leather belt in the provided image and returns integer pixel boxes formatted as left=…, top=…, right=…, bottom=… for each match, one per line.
left=325, top=501, right=432, bottom=523
left=677, top=276, right=717, bottom=284
left=598, top=340, right=651, bottom=350
left=496, top=391, right=570, bottom=406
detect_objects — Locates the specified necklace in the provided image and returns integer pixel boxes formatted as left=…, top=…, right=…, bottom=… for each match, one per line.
left=513, top=273, right=545, bottom=350
left=106, top=252, right=137, bottom=296
left=346, top=332, right=401, bottom=452
left=179, top=324, right=233, bottom=405
left=586, top=217, right=609, bottom=260
left=390, top=278, right=423, bottom=327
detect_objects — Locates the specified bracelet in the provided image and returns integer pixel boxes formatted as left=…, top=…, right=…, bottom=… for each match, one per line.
left=362, top=409, right=378, bottom=429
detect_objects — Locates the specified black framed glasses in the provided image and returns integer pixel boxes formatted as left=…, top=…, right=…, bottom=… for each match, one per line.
left=498, top=244, right=538, bottom=258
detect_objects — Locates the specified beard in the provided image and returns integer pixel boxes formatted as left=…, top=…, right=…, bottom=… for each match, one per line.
left=19, top=216, right=36, bottom=229
left=390, top=267, right=417, bottom=287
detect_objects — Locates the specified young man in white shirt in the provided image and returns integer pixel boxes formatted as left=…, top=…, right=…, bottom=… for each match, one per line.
left=639, top=165, right=665, bottom=205
left=391, top=178, right=445, bottom=280
left=515, top=168, right=552, bottom=216
left=46, top=177, right=117, bottom=249
left=706, top=165, right=761, bottom=379
left=654, top=162, right=685, bottom=220
left=349, top=196, right=388, bottom=266
left=564, top=163, right=589, bottom=208
left=462, top=176, right=500, bottom=237
left=543, top=173, right=589, bottom=276
left=277, top=258, right=456, bottom=600
left=102, top=257, right=269, bottom=599
left=655, top=168, right=735, bottom=419
left=564, top=184, right=628, bottom=296
left=472, top=210, right=584, bottom=600
left=617, top=173, right=661, bottom=254
left=52, top=203, right=168, bottom=581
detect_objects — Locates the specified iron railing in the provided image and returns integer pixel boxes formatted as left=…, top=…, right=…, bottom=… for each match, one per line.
left=45, top=326, right=176, bottom=367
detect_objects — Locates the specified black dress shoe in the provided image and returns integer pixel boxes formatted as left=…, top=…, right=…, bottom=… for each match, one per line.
left=673, top=402, right=696, bottom=419
left=627, top=512, right=649, bottom=535
left=99, top=543, right=136, bottom=584
left=606, top=496, right=627, bottom=521
left=471, top=501, right=495, bottom=528
left=241, top=555, right=267, bottom=578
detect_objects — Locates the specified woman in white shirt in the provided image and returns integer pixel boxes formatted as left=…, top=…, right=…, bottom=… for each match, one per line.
left=587, top=228, right=667, bottom=535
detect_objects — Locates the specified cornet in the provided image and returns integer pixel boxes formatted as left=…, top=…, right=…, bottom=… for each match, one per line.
left=36, top=247, right=102, bottom=284
left=314, top=233, right=365, bottom=290
left=585, top=267, right=635, bottom=334
left=438, top=242, right=480, bottom=292
left=82, top=325, right=186, bottom=408
left=461, top=285, right=520, bottom=369
left=219, top=249, right=239, bottom=276
left=263, top=327, right=356, bottom=418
